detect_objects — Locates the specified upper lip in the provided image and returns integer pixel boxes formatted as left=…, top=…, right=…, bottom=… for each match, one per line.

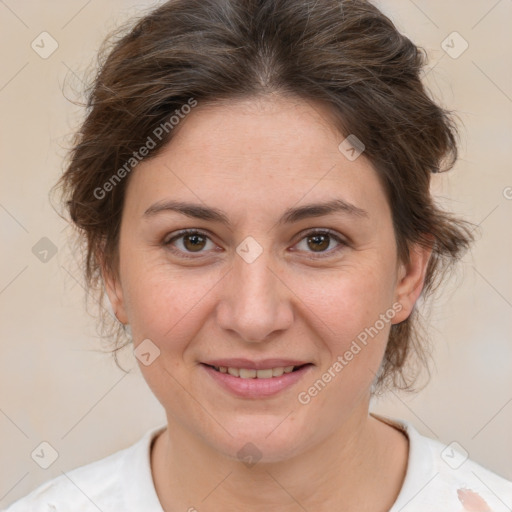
left=201, top=358, right=311, bottom=370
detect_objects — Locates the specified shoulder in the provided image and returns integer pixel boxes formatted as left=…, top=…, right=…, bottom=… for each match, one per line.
left=419, top=434, right=512, bottom=511
left=372, top=413, right=512, bottom=511
left=3, top=446, right=127, bottom=512
left=3, top=425, right=166, bottom=512
left=3, top=453, right=122, bottom=512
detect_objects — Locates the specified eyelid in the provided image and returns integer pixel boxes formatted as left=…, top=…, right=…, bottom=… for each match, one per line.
left=294, top=227, right=347, bottom=244
left=163, top=228, right=212, bottom=245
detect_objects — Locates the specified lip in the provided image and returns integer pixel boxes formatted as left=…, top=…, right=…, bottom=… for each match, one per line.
left=200, top=362, right=314, bottom=399
left=201, top=358, right=310, bottom=370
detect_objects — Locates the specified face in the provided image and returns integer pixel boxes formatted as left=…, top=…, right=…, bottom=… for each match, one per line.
left=104, top=94, right=429, bottom=463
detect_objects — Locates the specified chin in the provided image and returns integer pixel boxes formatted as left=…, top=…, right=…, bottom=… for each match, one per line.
left=206, top=415, right=313, bottom=465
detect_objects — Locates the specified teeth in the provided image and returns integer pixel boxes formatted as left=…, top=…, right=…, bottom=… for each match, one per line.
left=239, top=368, right=257, bottom=378
left=272, top=367, right=284, bottom=377
left=256, top=368, right=273, bottom=379
left=213, top=365, right=303, bottom=379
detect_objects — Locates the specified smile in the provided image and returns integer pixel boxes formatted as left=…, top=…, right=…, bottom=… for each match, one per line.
left=200, top=362, right=314, bottom=399
left=208, top=364, right=308, bottom=379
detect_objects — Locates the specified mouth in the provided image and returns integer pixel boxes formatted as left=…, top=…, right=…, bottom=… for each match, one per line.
left=203, top=363, right=312, bottom=379
left=200, top=361, right=314, bottom=399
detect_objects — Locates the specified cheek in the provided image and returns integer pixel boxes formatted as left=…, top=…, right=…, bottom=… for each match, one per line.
left=295, top=272, right=395, bottom=418
left=294, top=260, right=397, bottom=399
left=120, top=257, right=222, bottom=351
left=303, top=261, right=397, bottom=344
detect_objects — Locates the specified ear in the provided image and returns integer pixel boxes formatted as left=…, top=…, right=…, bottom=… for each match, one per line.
left=392, top=241, right=433, bottom=324
left=98, top=251, right=129, bottom=325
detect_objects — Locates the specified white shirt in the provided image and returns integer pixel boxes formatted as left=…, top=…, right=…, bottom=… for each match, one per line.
left=4, top=413, right=512, bottom=511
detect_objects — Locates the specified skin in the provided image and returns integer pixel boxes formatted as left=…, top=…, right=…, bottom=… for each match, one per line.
left=103, top=93, right=432, bottom=511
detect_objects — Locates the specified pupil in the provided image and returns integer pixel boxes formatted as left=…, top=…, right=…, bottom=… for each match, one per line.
left=308, top=234, right=329, bottom=252
left=185, top=234, right=205, bottom=252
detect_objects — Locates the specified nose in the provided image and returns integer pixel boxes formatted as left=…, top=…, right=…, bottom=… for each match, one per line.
left=215, top=241, right=294, bottom=343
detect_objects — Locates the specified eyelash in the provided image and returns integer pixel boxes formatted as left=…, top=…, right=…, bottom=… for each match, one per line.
left=162, top=228, right=348, bottom=260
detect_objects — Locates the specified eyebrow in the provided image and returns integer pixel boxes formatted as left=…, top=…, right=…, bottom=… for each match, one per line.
left=142, top=198, right=368, bottom=225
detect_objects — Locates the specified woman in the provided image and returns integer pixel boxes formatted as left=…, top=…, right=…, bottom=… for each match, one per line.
left=5, top=0, right=511, bottom=510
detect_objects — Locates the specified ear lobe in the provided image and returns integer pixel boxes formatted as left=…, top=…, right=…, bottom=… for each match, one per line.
left=392, top=242, right=433, bottom=324
left=98, top=251, right=128, bottom=325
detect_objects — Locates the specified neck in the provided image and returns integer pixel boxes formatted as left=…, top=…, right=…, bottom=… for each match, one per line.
left=151, top=409, right=409, bottom=512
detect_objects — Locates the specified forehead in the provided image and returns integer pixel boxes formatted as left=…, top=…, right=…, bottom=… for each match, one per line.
left=123, top=95, right=389, bottom=224
left=169, top=94, right=345, bottom=169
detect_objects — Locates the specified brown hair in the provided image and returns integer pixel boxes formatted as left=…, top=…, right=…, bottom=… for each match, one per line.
left=52, top=0, right=474, bottom=394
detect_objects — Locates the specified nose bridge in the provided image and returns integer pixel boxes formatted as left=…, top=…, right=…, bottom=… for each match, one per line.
left=216, top=235, right=293, bottom=342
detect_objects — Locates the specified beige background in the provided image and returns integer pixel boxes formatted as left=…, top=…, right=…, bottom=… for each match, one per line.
left=1, top=0, right=511, bottom=507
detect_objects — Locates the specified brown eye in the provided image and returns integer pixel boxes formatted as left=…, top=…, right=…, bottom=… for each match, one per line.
left=182, top=233, right=207, bottom=252
left=163, top=230, right=215, bottom=258
left=294, top=230, right=347, bottom=258
left=307, top=233, right=330, bottom=252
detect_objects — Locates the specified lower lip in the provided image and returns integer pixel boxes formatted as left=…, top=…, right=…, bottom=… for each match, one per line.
left=201, top=363, right=313, bottom=399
